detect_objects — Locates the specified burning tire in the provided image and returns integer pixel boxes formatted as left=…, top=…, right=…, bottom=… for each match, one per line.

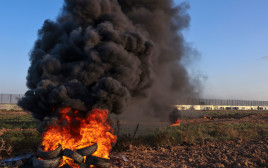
left=63, top=148, right=84, bottom=164
left=86, top=155, right=110, bottom=168
left=77, top=143, right=98, bottom=156
left=32, top=156, right=61, bottom=168
left=60, top=164, right=72, bottom=168
left=37, top=144, right=62, bottom=160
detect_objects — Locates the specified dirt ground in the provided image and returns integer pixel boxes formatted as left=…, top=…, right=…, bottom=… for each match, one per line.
left=0, top=104, right=22, bottom=111
left=110, top=113, right=268, bottom=168
left=0, top=111, right=267, bottom=168
left=110, top=137, right=268, bottom=168
left=182, top=112, right=268, bottom=125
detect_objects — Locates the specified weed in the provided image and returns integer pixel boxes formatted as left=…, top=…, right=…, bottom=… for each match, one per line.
left=0, top=129, right=41, bottom=158
left=0, top=114, right=38, bottom=129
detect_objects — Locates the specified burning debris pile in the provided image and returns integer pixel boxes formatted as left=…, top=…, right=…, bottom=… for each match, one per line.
left=168, top=108, right=213, bottom=127
left=18, top=0, right=196, bottom=167
left=36, top=108, right=116, bottom=167
left=169, top=108, right=181, bottom=126
left=170, top=119, right=181, bottom=127
left=203, top=115, right=213, bottom=120
left=34, top=143, right=110, bottom=168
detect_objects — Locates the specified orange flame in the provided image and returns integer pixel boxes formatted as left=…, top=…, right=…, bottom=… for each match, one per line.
left=203, top=116, right=207, bottom=119
left=170, top=119, right=181, bottom=127
left=41, top=108, right=117, bottom=167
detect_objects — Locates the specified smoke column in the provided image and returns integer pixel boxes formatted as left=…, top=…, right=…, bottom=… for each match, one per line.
left=19, top=0, right=198, bottom=124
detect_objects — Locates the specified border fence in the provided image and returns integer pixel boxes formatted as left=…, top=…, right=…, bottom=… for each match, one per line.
left=198, top=99, right=268, bottom=106
left=0, top=94, right=24, bottom=104
left=1, top=94, right=268, bottom=106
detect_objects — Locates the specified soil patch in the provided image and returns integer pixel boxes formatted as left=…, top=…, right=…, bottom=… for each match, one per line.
left=111, top=138, right=268, bottom=168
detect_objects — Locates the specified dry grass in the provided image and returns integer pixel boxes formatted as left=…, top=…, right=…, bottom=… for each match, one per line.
left=113, top=112, right=268, bottom=151
left=0, top=129, right=13, bottom=159
left=0, top=110, right=267, bottom=158
left=0, top=104, right=22, bottom=111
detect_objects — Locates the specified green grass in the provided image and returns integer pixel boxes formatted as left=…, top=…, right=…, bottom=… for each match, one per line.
left=0, top=111, right=267, bottom=157
left=113, top=121, right=268, bottom=151
left=0, top=129, right=41, bottom=157
left=203, top=110, right=268, bottom=118
left=0, top=114, right=38, bottom=129
left=0, top=113, right=40, bottom=158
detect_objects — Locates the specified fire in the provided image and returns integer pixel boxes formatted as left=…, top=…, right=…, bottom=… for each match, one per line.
left=170, top=119, right=181, bottom=127
left=41, top=107, right=117, bottom=167
left=203, top=116, right=212, bottom=120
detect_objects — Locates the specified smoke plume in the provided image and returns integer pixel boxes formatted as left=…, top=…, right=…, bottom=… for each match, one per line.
left=19, top=0, right=198, bottom=123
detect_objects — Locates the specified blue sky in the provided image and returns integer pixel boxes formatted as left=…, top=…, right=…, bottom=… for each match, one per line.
left=0, top=0, right=268, bottom=100
left=181, top=0, right=268, bottom=100
left=0, top=0, right=63, bottom=93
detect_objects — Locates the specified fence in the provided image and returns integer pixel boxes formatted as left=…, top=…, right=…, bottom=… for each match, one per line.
left=198, top=98, right=268, bottom=106
left=1, top=94, right=268, bottom=106
left=0, top=94, right=24, bottom=104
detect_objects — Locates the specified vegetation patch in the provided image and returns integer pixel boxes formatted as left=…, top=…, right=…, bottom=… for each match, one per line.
left=0, top=114, right=38, bottom=129
left=0, top=111, right=267, bottom=158
left=113, top=118, right=268, bottom=151
left=0, top=129, right=40, bottom=158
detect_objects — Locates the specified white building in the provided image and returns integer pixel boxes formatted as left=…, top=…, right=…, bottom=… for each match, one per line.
left=175, top=105, right=268, bottom=111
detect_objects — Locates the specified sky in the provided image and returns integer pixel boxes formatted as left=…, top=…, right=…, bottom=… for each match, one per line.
left=0, top=0, right=268, bottom=101
left=181, top=0, right=268, bottom=100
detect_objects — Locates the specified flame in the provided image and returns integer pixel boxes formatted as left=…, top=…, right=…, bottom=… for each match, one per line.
left=41, top=108, right=117, bottom=167
left=203, top=116, right=207, bottom=119
left=170, top=119, right=181, bottom=127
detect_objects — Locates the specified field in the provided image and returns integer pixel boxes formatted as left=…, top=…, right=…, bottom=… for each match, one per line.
left=0, top=109, right=267, bottom=167
left=0, top=110, right=39, bottom=159
left=112, top=111, right=268, bottom=167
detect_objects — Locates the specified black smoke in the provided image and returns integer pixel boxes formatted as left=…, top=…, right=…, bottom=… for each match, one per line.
left=19, top=0, right=198, bottom=123
left=169, top=108, right=181, bottom=124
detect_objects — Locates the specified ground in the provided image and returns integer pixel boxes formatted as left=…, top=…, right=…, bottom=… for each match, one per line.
left=110, top=138, right=268, bottom=168
left=0, top=109, right=267, bottom=168
left=109, top=112, right=268, bottom=168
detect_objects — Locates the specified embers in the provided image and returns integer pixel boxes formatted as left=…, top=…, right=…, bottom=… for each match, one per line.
left=203, top=116, right=213, bottom=120
left=170, top=118, right=181, bottom=127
